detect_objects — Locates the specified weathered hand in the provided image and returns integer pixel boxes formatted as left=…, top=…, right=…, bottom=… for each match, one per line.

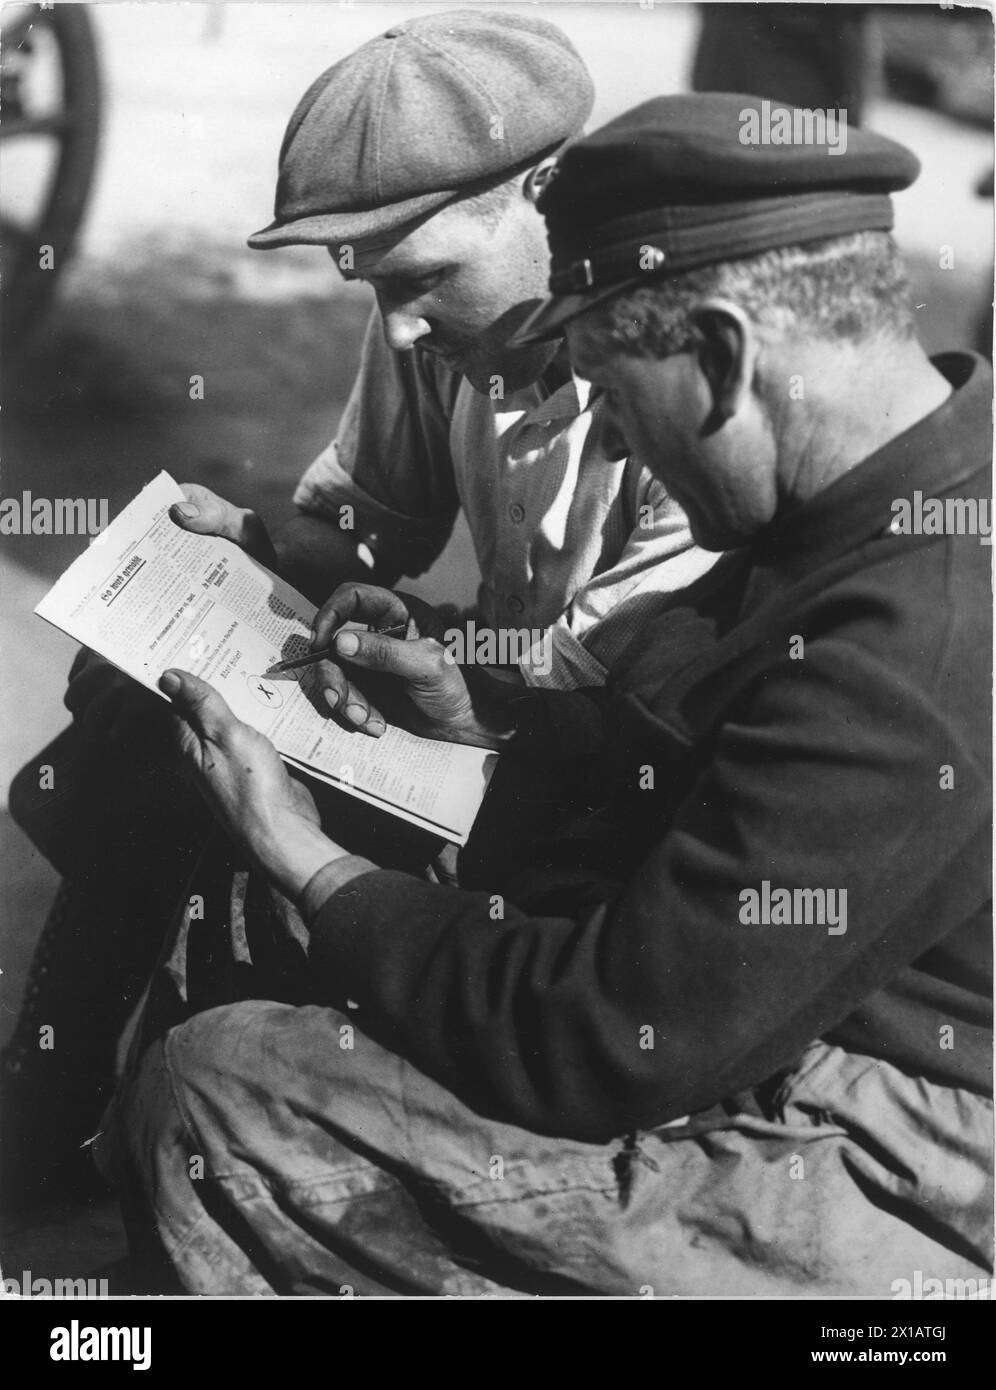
left=169, top=483, right=278, bottom=568
left=160, top=668, right=342, bottom=899
left=311, top=584, right=514, bottom=748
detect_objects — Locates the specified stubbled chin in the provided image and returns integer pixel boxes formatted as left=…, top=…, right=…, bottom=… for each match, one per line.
left=464, top=341, right=563, bottom=396
left=680, top=499, right=734, bottom=552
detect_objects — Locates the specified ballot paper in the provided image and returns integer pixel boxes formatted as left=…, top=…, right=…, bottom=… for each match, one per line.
left=35, top=471, right=497, bottom=844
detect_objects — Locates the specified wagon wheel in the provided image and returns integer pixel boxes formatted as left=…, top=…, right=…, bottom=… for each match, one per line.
left=1, top=3, right=102, bottom=350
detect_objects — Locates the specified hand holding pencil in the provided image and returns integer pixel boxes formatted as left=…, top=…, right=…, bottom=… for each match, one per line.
left=286, top=585, right=495, bottom=745
left=273, top=587, right=434, bottom=738
left=265, top=620, right=412, bottom=675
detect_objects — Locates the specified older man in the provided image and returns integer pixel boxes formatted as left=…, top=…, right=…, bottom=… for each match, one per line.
left=101, top=94, right=991, bottom=1297
left=3, top=12, right=710, bottom=1200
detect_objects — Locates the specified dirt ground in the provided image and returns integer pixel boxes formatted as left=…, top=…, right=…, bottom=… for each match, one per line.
left=0, top=1, right=991, bottom=1285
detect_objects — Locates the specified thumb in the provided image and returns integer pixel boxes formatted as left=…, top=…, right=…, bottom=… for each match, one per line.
left=159, top=669, right=233, bottom=740
left=333, top=630, right=453, bottom=688
left=170, top=484, right=276, bottom=566
left=170, top=484, right=234, bottom=537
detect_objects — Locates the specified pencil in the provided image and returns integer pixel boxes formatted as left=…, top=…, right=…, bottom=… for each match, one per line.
left=265, top=623, right=409, bottom=674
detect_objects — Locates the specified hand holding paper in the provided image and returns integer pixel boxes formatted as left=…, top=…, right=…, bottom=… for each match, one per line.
left=36, top=473, right=497, bottom=844
left=160, top=667, right=341, bottom=899
left=169, top=481, right=278, bottom=569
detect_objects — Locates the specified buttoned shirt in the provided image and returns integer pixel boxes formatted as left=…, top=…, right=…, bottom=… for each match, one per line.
left=293, top=310, right=716, bottom=688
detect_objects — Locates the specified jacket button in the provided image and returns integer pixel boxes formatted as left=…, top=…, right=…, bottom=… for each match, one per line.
left=508, top=502, right=525, bottom=524
left=507, top=594, right=525, bottom=616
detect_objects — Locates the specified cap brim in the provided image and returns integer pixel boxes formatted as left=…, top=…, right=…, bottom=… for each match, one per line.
left=247, top=187, right=461, bottom=250
left=509, top=276, right=646, bottom=346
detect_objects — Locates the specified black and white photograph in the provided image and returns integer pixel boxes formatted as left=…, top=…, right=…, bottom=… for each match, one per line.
left=0, top=0, right=992, bottom=1338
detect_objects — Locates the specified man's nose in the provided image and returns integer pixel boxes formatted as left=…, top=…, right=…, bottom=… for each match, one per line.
left=381, top=307, right=432, bottom=353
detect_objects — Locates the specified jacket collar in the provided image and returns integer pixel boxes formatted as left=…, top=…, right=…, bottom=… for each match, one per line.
left=747, top=351, right=991, bottom=583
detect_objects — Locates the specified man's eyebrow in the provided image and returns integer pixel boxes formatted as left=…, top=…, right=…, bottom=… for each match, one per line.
left=329, top=252, right=451, bottom=286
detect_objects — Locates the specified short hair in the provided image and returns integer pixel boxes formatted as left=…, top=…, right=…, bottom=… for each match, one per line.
left=590, top=231, right=916, bottom=357
left=454, top=172, right=523, bottom=228
left=450, top=142, right=565, bottom=228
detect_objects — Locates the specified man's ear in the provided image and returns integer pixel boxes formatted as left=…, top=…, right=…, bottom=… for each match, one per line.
left=523, top=154, right=560, bottom=205
left=688, top=298, right=758, bottom=435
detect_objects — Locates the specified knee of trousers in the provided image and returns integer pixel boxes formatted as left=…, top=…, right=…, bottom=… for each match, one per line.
left=8, top=726, right=92, bottom=875
left=102, top=1033, right=191, bottom=1200
left=130, top=1000, right=414, bottom=1194
left=152, top=1001, right=311, bottom=1176
left=110, top=1004, right=276, bottom=1172
left=8, top=739, right=74, bottom=833
left=8, top=756, right=38, bottom=830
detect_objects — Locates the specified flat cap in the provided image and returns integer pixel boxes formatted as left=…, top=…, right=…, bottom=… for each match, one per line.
left=248, top=9, right=594, bottom=249
left=514, top=92, right=921, bottom=343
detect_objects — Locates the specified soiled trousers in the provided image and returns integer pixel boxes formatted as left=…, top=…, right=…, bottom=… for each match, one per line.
left=97, top=872, right=994, bottom=1298
left=12, top=722, right=994, bottom=1297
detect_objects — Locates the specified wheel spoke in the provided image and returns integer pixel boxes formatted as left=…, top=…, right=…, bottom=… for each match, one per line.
left=0, top=213, right=38, bottom=252
left=0, top=110, right=72, bottom=140
left=0, top=5, right=40, bottom=53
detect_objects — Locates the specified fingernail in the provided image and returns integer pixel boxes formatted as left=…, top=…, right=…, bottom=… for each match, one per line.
left=367, top=717, right=386, bottom=738
left=173, top=502, right=199, bottom=519
left=345, top=702, right=367, bottom=724
left=324, top=689, right=339, bottom=710
left=336, top=632, right=359, bottom=657
left=160, top=671, right=181, bottom=695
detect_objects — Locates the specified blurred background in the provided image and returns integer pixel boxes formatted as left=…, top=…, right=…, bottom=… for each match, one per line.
left=0, top=0, right=992, bottom=1182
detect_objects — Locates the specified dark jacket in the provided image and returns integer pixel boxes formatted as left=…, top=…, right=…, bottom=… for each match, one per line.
left=308, top=352, right=992, bottom=1142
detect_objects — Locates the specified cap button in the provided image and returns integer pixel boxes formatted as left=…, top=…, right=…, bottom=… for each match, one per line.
left=384, top=24, right=406, bottom=38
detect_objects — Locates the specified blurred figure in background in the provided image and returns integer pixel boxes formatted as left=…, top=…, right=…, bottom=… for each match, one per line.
left=692, top=2, right=874, bottom=121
